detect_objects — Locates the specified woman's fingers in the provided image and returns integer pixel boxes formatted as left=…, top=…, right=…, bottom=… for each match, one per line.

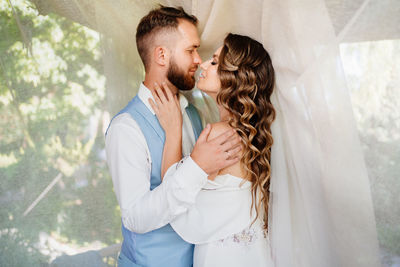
left=162, top=82, right=173, bottom=101
left=174, top=94, right=181, bottom=109
left=220, top=134, right=241, bottom=153
left=154, top=82, right=167, bottom=104
left=197, top=124, right=211, bottom=143
left=210, top=129, right=235, bottom=146
left=151, top=85, right=162, bottom=105
left=150, top=83, right=183, bottom=136
left=152, top=82, right=181, bottom=115
left=226, top=144, right=242, bottom=159
left=148, top=98, right=159, bottom=114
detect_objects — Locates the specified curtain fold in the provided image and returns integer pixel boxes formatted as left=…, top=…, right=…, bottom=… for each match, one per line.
left=4, top=0, right=399, bottom=265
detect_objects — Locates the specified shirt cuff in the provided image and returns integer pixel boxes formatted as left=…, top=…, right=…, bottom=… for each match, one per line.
left=174, top=156, right=208, bottom=189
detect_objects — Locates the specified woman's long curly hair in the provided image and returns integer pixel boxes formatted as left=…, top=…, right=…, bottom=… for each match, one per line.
left=217, top=33, right=276, bottom=229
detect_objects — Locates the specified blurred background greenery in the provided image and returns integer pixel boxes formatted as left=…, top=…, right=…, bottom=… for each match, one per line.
left=0, top=0, right=399, bottom=266
left=0, top=1, right=121, bottom=266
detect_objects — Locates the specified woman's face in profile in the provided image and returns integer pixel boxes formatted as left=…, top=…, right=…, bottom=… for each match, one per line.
left=197, top=46, right=222, bottom=98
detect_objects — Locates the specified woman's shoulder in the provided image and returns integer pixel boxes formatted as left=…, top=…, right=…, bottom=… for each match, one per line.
left=207, top=121, right=233, bottom=141
left=207, top=121, right=248, bottom=180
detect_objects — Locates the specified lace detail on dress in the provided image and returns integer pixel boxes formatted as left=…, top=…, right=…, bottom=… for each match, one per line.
left=212, top=225, right=268, bottom=247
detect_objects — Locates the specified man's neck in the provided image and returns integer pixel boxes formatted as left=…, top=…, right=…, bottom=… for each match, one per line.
left=143, top=75, right=179, bottom=95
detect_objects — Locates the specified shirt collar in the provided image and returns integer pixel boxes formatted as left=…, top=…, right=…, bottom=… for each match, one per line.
left=138, top=82, right=189, bottom=115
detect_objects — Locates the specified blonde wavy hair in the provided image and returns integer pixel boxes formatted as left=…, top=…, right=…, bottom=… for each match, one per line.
left=217, top=33, right=276, bottom=229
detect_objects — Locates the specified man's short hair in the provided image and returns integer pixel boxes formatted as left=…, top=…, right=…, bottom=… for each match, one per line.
left=136, top=5, right=198, bottom=70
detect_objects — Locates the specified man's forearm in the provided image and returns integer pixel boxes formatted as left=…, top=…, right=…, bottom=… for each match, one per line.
left=120, top=156, right=208, bottom=234
left=161, top=134, right=182, bottom=179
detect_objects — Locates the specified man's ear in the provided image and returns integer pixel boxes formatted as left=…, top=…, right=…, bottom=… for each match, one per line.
left=153, top=46, right=170, bottom=66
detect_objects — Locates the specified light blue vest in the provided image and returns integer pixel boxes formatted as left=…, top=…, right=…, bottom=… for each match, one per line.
left=107, top=95, right=203, bottom=266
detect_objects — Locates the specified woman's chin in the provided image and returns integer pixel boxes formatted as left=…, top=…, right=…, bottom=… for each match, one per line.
left=196, top=82, right=205, bottom=92
left=196, top=86, right=209, bottom=95
left=196, top=83, right=217, bottom=98
left=196, top=86, right=204, bottom=92
left=198, top=90, right=217, bottom=101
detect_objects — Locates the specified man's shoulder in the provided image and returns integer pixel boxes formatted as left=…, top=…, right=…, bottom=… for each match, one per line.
left=111, top=112, right=135, bottom=125
left=105, top=112, right=149, bottom=152
left=107, top=113, right=141, bottom=136
left=108, top=96, right=142, bottom=127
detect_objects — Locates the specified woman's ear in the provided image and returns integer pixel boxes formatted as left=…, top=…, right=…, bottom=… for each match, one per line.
left=153, top=46, right=170, bottom=66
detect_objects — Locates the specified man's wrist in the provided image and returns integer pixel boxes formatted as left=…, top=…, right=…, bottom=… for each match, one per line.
left=186, top=156, right=208, bottom=179
left=170, top=155, right=208, bottom=189
left=190, top=153, right=209, bottom=175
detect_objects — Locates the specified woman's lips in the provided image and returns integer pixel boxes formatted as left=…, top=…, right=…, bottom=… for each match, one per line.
left=189, top=68, right=197, bottom=74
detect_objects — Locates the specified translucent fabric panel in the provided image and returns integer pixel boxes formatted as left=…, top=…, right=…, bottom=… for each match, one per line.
left=0, top=1, right=120, bottom=266
left=340, top=39, right=400, bottom=265
left=0, top=0, right=399, bottom=266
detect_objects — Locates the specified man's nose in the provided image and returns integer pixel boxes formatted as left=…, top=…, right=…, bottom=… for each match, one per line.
left=193, top=51, right=202, bottom=65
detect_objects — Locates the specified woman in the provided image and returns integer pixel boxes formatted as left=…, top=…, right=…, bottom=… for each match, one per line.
left=150, top=33, right=276, bottom=266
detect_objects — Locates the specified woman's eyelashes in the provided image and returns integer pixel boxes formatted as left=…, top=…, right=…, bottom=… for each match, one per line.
left=211, top=60, right=217, bottom=65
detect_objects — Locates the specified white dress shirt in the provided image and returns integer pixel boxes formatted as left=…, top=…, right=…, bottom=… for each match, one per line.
left=105, top=83, right=208, bottom=234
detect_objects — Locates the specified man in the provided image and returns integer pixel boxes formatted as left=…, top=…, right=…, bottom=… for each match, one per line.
left=105, top=6, right=241, bottom=267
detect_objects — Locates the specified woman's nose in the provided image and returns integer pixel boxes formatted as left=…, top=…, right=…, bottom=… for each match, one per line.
left=200, top=61, right=207, bottom=70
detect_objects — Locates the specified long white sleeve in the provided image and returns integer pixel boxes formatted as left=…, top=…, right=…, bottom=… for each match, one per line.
left=170, top=174, right=256, bottom=244
left=105, top=113, right=207, bottom=234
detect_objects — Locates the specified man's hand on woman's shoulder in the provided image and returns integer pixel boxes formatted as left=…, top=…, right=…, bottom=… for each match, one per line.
left=191, top=123, right=242, bottom=175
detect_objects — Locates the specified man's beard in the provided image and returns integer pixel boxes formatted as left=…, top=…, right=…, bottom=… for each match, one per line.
left=167, top=59, right=195, bottom=91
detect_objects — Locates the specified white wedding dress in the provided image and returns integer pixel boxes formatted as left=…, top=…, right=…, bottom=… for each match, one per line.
left=171, top=174, right=274, bottom=267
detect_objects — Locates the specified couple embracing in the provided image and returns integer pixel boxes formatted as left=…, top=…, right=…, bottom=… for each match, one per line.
left=106, top=5, right=275, bottom=267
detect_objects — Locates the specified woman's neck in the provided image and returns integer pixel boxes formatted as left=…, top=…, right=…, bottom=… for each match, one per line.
left=218, top=105, right=230, bottom=122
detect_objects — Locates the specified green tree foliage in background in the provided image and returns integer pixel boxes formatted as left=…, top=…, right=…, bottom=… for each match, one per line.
left=0, top=1, right=120, bottom=265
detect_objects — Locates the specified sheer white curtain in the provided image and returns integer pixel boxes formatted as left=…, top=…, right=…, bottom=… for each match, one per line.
left=95, top=1, right=394, bottom=265
left=3, top=0, right=399, bottom=265
left=262, top=1, right=381, bottom=266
